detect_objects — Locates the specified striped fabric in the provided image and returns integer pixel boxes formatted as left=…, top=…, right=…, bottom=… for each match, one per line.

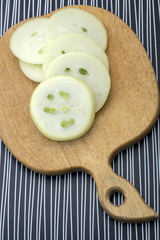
left=0, top=0, right=160, bottom=239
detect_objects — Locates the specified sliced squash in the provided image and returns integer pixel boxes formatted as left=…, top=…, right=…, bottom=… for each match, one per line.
left=47, top=8, right=107, bottom=50
left=43, top=33, right=109, bottom=73
left=30, top=75, right=95, bottom=141
left=45, top=52, right=111, bottom=112
left=10, top=18, right=49, bottom=64
left=19, top=60, right=44, bottom=82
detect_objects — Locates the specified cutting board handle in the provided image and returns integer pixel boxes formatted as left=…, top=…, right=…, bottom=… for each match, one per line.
left=92, top=164, right=158, bottom=222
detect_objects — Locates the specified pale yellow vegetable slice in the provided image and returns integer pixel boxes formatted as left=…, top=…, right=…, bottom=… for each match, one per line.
left=10, top=18, right=49, bottom=64
left=30, top=75, right=95, bottom=141
left=47, top=8, right=107, bottom=50
left=44, top=52, right=111, bottom=112
left=19, top=60, right=44, bottom=82
left=43, top=33, right=109, bottom=73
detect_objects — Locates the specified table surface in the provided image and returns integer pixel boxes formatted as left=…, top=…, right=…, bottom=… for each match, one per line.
left=0, top=0, right=160, bottom=239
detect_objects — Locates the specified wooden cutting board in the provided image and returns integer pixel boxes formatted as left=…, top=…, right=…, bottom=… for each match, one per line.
left=0, top=5, right=159, bottom=223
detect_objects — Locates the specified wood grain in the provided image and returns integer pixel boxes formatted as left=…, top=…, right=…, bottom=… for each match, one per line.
left=0, top=5, right=159, bottom=222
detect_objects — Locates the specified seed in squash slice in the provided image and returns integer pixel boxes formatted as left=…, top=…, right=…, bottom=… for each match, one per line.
left=30, top=76, right=95, bottom=141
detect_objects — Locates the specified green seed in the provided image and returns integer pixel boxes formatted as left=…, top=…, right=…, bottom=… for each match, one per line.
left=81, top=27, right=87, bottom=32
left=61, top=120, right=68, bottom=128
left=79, top=68, right=88, bottom=75
left=49, top=108, right=57, bottom=114
left=38, top=46, right=46, bottom=54
left=68, top=118, right=75, bottom=126
left=43, top=107, right=50, bottom=113
left=47, top=94, right=54, bottom=100
left=30, top=31, right=38, bottom=37
left=65, top=68, right=71, bottom=72
left=61, top=50, right=65, bottom=54
left=61, top=106, right=69, bottom=112
left=61, top=118, right=75, bottom=128
left=34, top=64, right=42, bottom=68
left=38, top=48, right=43, bottom=54
left=59, top=91, right=70, bottom=99
left=59, top=91, right=63, bottom=97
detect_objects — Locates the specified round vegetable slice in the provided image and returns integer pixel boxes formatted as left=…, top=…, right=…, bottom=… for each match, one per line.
left=47, top=8, right=107, bottom=50
left=19, top=60, right=44, bottom=82
left=30, top=75, right=95, bottom=141
left=10, top=18, right=49, bottom=64
left=44, top=52, right=111, bottom=112
left=43, top=33, right=109, bottom=73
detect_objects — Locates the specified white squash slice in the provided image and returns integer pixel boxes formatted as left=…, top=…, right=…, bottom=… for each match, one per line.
left=47, top=8, right=107, bottom=50
left=43, top=33, right=109, bottom=73
left=19, top=60, right=44, bottom=82
left=30, top=76, right=95, bottom=141
left=10, top=18, right=49, bottom=64
left=45, top=52, right=111, bottom=112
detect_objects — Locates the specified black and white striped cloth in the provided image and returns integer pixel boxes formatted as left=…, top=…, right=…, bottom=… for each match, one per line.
left=0, top=0, right=160, bottom=239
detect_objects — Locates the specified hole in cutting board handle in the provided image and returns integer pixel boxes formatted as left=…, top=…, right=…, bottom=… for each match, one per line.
left=110, top=191, right=125, bottom=206
left=106, top=187, right=125, bottom=206
left=96, top=169, right=158, bottom=221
